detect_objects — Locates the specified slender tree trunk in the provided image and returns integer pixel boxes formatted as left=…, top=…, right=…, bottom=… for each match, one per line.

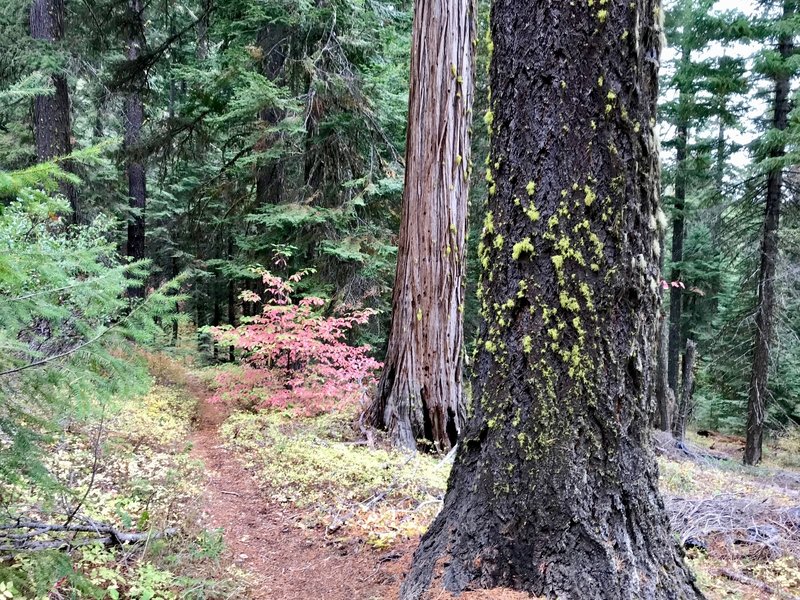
left=255, top=25, right=286, bottom=205
left=667, top=73, right=688, bottom=395
left=655, top=314, right=674, bottom=432
left=171, top=256, right=179, bottom=345
left=227, top=235, right=236, bottom=363
left=401, top=0, right=703, bottom=597
left=196, top=0, right=210, bottom=61
left=673, top=339, right=696, bottom=442
left=125, top=0, right=146, bottom=297
left=212, top=283, right=220, bottom=361
left=365, top=0, right=476, bottom=451
left=29, top=0, right=78, bottom=221
left=715, top=114, right=725, bottom=192
left=744, top=11, right=792, bottom=465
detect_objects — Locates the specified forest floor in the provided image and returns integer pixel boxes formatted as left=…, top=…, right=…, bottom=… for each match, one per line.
left=3, top=352, right=800, bottom=599
left=187, top=371, right=528, bottom=600
left=184, top=361, right=800, bottom=600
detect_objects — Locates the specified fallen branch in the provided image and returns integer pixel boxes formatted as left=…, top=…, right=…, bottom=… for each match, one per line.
left=0, top=519, right=177, bottom=556
left=718, top=568, right=800, bottom=600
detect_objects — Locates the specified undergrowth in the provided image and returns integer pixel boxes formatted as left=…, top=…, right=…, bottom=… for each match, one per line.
left=220, top=408, right=449, bottom=549
left=0, top=355, right=245, bottom=599
left=218, top=398, right=800, bottom=598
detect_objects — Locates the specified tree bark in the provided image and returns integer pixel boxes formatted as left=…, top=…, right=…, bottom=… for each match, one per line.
left=673, top=339, right=696, bottom=442
left=255, top=24, right=286, bottom=206
left=196, top=0, right=210, bottom=61
left=667, top=61, right=689, bottom=395
left=715, top=115, right=725, bottom=193
left=365, top=0, right=476, bottom=451
left=744, top=3, right=793, bottom=466
left=401, top=0, right=703, bottom=597
left=125, top=0, right=146, bottom=298
left=655, top=314, right=674, bottom=432
left=29, top=0, right=78, bottom=221
left=227, top=235, right=236, bottom=363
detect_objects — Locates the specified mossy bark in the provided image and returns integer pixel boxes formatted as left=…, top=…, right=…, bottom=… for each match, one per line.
left=366, top=0, right=476, bottom=451
left=401, top=0, right=703, bottom=597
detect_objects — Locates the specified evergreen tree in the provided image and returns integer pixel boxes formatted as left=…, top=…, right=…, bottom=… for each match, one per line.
left=745, top=0, right=798, bottom=465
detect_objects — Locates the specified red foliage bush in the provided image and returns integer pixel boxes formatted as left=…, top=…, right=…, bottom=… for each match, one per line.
left=209, top=270, right=382, bottom=414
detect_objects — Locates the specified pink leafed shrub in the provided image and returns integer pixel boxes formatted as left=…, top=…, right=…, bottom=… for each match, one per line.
left=208, top=270, right=382, bottom=415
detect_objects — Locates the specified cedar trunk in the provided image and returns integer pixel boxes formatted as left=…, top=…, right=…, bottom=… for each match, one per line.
left=401, top=0, right=703, bottom=597
left=125, top=0, right=146, bottom=297
left=365, top=0, right=475, bottom=450
left=744, top=10, right=793, bottom=465
left=30, top=0, right=78, bottom=220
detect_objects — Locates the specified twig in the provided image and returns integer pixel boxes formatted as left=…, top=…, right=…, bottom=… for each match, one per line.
left=63, top=406, right=106, bottom=528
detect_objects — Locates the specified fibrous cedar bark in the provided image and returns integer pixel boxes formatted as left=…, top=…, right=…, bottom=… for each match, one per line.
left=365, top=0, right=476, bottom=451
left=400, top=0, right=703, bottom=597
left=744, top=2, right=793, bottom=466
left=125, top=0, right=146, bottom=297
left=30, top=0, right=78, bottom=220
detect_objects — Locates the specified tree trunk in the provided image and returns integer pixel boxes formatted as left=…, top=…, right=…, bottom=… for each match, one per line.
left=29, top=0, right=78, bottom=221
left=227, top=235, right=236, bottom=363
left=715, top=115, right=725, bottom=192
left=171, top=256, right=179, bottom=345
left=667, top=72, right=688, bottom=395
left=196, top=0, right=210, bottom=61
left=744, top=6, right=793, bottom=466
left=364, top=0, right=476, bottom=452
left=655, top=314, right=674, bottom=432
left=255, top=24, right=286, bottom=206
left=673, top=339, right=697, bottom=442
left=125, top=0, right=146, bottom=298
left=401, top=1, right=703, bottom=597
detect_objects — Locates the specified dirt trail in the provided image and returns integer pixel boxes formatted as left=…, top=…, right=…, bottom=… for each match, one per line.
left=187, top=380, right=413, bottom=600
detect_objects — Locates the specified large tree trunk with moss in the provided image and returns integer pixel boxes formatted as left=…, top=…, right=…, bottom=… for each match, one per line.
left=30, top=0, right=78, bottom=221
left=400, top=1, right=703, bottom=597
left=365, top=0, right=475, bottom=451
left=744, top=11, right=793, bottom=466
left=124, top=0, right=146, bottom=297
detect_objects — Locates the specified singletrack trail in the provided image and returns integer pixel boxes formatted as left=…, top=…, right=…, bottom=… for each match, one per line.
left=188, top=379, right=413, bottom=600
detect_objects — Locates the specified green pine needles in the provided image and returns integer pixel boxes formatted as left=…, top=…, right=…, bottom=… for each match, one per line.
left=0, top=162, right=185, bottom=499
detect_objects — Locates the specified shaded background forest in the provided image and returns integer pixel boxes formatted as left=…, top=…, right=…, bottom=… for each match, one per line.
left=2, top=0, right=800, bottom=443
